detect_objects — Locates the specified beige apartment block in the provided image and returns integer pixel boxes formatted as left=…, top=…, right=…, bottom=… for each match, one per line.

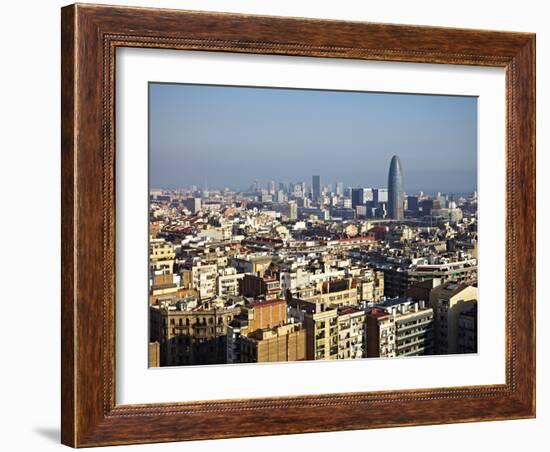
left=148, top=342, right=160, bottom=367
left=430, top=282, right=478, bottom=354
left=240, top=322, right=306, bottom=363
left=149, top=238, right=176, bottom=275
left=337, top=306, right=366, bottom=359
left=304, top=308, right=339, bottom=360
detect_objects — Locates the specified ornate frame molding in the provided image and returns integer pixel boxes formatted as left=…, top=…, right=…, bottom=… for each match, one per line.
left=61, top=4, right=535, bottom=447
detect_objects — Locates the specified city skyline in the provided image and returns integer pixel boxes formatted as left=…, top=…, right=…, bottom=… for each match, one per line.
left=149, top=83, right=477, bottom=193
left=148, top=82, right=479, bottom=368
left=150, top=174, right=473, bottom=197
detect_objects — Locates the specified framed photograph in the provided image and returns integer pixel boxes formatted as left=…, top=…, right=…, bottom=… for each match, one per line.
left=61, top=3, right=536, bottom=447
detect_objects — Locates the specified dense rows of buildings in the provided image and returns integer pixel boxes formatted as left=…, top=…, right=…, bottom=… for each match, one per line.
left=148, top=155, right=478, bottom=367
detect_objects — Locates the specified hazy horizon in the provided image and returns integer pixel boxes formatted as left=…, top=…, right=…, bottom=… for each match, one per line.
left=149, top=83, right=478, bottom=194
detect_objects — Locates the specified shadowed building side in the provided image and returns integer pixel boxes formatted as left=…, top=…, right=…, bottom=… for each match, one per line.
left=388, top=155, right=404, bottom=220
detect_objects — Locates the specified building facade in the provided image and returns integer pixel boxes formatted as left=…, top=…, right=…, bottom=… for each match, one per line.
left=240, top=322, right=307, bottom=363
left=430, top=282, right=478, bottom=354
left=312, top=175, right=321, bottom=203
left=149, top=299, right=242, bottom=366
left=382, top=259, right=478, bottom=298
left=457, top=305, right=478, bottom=354
left=366, top=298, right=434, bottom=358
left=149, top=238, right=175, bottom=275
left=337, top=307, right=366, bottom=359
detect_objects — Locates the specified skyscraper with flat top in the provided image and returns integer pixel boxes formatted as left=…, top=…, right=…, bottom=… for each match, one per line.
left=312, top=175, right=321, bottom=202
left=388, top=155, right=404, bottom=220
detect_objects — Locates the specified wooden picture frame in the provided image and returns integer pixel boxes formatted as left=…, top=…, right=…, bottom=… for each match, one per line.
left=61, top=3, right=536, bottom=447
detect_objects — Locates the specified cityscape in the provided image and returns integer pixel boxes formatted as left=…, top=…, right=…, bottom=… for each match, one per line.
left=148, top=83, right=478, bottom=367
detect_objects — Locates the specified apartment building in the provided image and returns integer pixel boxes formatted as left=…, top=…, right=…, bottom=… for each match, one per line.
left=430, top=282, right=478, bottom=354
left=226, top=298, right=288, bottom=364
left=457, top=305, right=478, bottom=354
left=299, top=278, right=358, bottom=309
left=241, top=273, right=281, bottom=300
left=181, top=263, right=218, bottom=300
left=240, top=322, right=307, bottom=363
left=216, top=267, right=244, bottom=298
left=337, top=306, right=366, bottom=359
left=229, top=255, right=273, bottom=277
left=289, top=299, right=339, bottom=361
left=366, top=298, right=434, bottom=358
left=149, top=297, right=242, bottom=366
left=382, top=259, right=477, bottom=298
left=356, top=269, right=385, bottom=302
left=149, top=238, right=176, bottom=275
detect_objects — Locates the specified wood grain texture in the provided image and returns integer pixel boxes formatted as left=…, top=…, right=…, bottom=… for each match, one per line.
left=60, top=3, right=536, bottom=447
left=60, top=5, right=76, bottom=447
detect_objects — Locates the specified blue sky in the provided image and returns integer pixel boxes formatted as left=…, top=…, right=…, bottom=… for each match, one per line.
left=149, top=83, right=477, bottom=194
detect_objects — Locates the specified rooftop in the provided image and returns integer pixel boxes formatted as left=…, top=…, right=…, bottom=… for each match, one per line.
left=439, top=281, right=474, bottom=296
left=375, top=297, right=412, bottom=308
left=337, top=306, right=363, bottom=316
left=249, top=298, right=286, bottom=308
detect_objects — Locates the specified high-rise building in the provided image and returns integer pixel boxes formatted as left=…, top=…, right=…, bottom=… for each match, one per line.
left=407, top=195, right=419, bottom=215
left=335, top=182, right=344, bottom=196
left=183, top=197, right=202, bottom=214
left=351, top=188, right=374, bottom=208
left=363, top=187, right=373, bottom=203
left=388, top=155, right=404, bottom=220
left=351, top=188, right=365, bottom=208
left=312, top=175, right=321, bottom=202
left=288, top=200, right=298, bottom=221
left=275, top=190, right=286, bottom=203
left=436, top=192, right=447, bottom=208
left=373, top=188, right=388, bottom=204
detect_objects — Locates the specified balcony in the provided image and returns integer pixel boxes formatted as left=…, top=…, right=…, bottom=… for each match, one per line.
left=399, top=344, right=432, bottom=357
left=397, top=328, right=432, bottom=342
left=396, top=319, right=432, bottom=333
left=397, top=335, right=431, bottom=349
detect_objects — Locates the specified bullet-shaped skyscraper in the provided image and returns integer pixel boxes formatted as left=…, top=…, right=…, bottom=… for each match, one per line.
left=388, top=155, right=404, bottom=220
